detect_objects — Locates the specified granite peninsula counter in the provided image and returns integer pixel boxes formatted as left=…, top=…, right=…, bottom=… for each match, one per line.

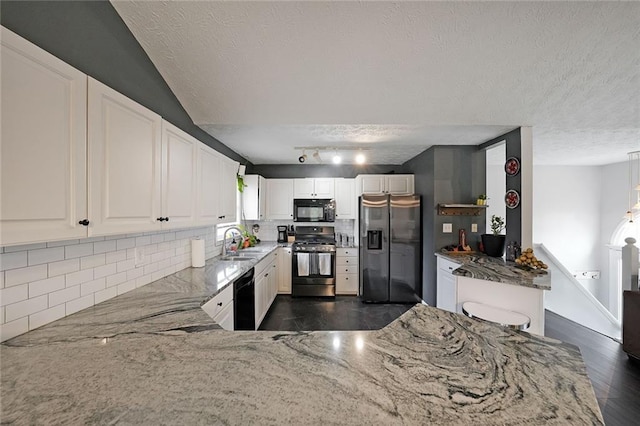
left=1, top=248, right=602, bottom=425
left=435, top=252, right=551, bottom=335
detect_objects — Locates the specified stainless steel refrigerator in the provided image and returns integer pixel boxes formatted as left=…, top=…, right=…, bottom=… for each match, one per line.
left=359, top=194, right=422, bottom=303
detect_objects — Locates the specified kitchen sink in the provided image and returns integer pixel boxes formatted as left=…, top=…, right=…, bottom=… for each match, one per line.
left=219, top=256, right=257, bottom=262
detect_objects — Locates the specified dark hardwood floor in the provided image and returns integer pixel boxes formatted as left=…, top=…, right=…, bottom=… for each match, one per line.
left=260, top=296, right=640, bottom=425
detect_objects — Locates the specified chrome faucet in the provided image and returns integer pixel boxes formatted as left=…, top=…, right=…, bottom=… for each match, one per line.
left=223, top=226, right=243, bottom=256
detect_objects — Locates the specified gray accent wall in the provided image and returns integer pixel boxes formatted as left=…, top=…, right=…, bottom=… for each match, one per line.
left=0, top=0, right=247, bottom=164
left=247, top=164, right=404, bottom=179
left=480, top=128, right=522, bottom=247
left=402, top=146, right=486, bottom=305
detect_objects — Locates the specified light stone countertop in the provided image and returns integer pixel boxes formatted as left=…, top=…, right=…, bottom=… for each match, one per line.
left=436, top=251, right=552, bottom=290
left=0, top=245, right=600, bottom=424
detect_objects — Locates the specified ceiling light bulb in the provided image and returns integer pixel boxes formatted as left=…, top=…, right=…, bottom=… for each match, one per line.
left=355, top=153, right=366, bottom=164
left=332, top=153, right=341, bottom=164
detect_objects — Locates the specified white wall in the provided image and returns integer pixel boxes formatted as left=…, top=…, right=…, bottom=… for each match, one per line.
left=0, top=226, right=219, bottom=342
left=533, top=166, right=604, bottom=303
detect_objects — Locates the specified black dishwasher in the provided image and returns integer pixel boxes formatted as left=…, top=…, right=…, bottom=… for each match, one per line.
left=234, top=268, right=255, bottom=330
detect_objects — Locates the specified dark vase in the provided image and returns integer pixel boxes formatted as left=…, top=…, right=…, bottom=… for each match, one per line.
left=481, top=234, right=506, bottom=257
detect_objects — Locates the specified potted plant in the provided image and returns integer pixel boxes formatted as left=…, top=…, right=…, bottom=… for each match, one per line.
left=481, top=215, right=506, bottom=257
left=476, top=194, right=488, bottom=205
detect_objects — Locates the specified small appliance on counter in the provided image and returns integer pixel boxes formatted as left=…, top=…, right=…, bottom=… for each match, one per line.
left=277, top=226, right=288, bottom=243
left=287, top=225, right=296, bottom=243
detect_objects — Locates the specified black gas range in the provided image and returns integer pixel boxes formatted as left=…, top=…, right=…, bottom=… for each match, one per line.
left=291, top=226, right=336, bottom=297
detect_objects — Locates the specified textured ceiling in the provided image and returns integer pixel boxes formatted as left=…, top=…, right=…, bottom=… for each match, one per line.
left=111, top=1, right=640, bottom=165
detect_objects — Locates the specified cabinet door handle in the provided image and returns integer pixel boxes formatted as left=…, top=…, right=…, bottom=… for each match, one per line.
left=156, top=217, right=165, bottom=222
left=164, top=217, right=169, bottom=222
left=265, top=273, right=269, bottom=277
left=217, top=302, right=223, bottom=306
left=448, top=267, right=453, bottom=271
left=78, top=219, right=90, bottom=226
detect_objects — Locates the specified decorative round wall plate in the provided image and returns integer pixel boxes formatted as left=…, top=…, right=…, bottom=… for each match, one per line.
left=504, top=157, right=520, bottom=176
left=505, top=189, right=520, bottom=209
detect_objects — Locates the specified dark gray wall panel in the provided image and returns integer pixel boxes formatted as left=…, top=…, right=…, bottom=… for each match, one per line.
left=247, top=164, right=403, bottom=179
left=0, top=0, right=247, bottom=164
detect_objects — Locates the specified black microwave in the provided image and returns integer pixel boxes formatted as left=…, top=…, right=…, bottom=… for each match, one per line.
left=293, top=199, right=335, bottom=222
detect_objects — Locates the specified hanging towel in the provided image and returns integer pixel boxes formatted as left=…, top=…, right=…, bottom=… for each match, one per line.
left=319, top=253, right=332, bottom=276
left=297, top=253, right=310, bottom=276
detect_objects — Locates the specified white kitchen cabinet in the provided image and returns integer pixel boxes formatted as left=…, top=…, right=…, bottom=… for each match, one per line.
left=242, top=175, right=267, bottom=221
left=1, top=27, right=88, bottom=246
left=336, top=248, right=359, bottom=295
left=436, top=256, right=460, bottom=313
left=88, top=77, right=163, bottom=236
left=357, top=175, right=414, bottom=195
left=334, top=178, right=356, bottom=219
left=201, top=284, right=234, bottom=330
left=254, top=250, right=278, bottom=329
left=219, top=155, right=239, bottom=223
left=278, top=247, right=292, bottom=294
left=161, top=121, right=197, bottom=229
left=266, top=179, right=294, bottom=220
left=195, top=144, right=221, bottom=225
left=293, top=178, right=335, bottom=198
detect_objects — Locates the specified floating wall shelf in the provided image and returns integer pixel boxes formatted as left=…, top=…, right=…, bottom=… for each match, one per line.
left=438, top=204, right=489, bottom=216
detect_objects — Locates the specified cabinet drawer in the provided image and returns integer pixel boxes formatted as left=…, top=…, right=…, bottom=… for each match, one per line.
left=337, top=248, right=358, bottom=257
left=201, top=284, right=233, bottom=320
left=336, top=273, right=358, bottom=294
left=338, top=265, right=358, bottom=275
left=437, top=256, right=461, bottom=273
left=337, top=256, right=358, bottom=266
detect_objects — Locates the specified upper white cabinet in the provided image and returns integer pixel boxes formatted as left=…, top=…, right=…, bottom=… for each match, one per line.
left=334, top=178, right=356, bottom=219
left=161, top=122, right=198, bottom=229
left=88, top=77, right=163, bottom=236
left=1, top=28, right=88, bottom=246
left=242, top=175, right=267, bottom=221
left=357, top=174, right=414, bottom=195
left=219, top=156, right=239, bottom=223
left=195, top=144, right=238, bottom=225
left=293, top=178, right=335, bottom=198
left=266, top=179, right=294, bottom=220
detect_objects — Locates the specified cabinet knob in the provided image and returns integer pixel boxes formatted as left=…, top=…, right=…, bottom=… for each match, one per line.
left=345, top=260, right=349, bottom=263
left=165, top=217, right=169, bottom=222
left=345, top=277, right=349, bottom=280
left=265, top=273, right=269, bottom=277
left=217, top=302, right=223, bottom=306
left=78, top=219, right=90, bottom=226
left=156, top=217, right=165, bottom=222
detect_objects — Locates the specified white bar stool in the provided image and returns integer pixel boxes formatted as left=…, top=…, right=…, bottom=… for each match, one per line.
left=461, top=301, right=531, bottom=331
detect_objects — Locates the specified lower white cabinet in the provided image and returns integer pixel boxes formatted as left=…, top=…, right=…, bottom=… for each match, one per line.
left=278, top=247, right=292, bottom=294
left=254, top=251, right=278, bottom=329
left=201, top=285, right=234, bottom=330
left=436, top=256, right=460, bottom=313
left=336, top=248, right=359, bottom=295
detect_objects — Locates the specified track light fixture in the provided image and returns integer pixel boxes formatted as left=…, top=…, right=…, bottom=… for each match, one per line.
left=312, top=150, right=322, bottom=163
left=295, top=146, right=369, bottom=164
left=298, top=150, right=307, bottom=163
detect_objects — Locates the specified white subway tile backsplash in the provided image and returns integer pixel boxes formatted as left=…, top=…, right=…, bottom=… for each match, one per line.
left=81, top=278, right=105, bottom=296
left=117, top=259, right=135, bottom=273
left=106, top=272, right=127, bottom=288
left=116, top=238, right=135, bottom=251
left=65, top=243, right=94, bottom=259
left=28, top=247, right=64, bottom=266
left=4, top=243, right=47, bottom=253
left=29, top=304, right=66, bottom=330
left=105, top=250, right=127, bottom=265
left=49, top=286, right=80, bottom=307
left=46, top=239, right=79, bottom=248
left=126, top=267, right=144, bottom=281
left=0, top=272, right=4, bottom=289
left=83, top=236, right=105, bottom=243
left=151, top=233, right=164, bottom=244
left=158, top=259, right=171, bottom=271
left=0, top=284, right=28, bottom=307
left=117, top=280, right=136, bottom=295
left=0, top=306, right=4, bottom=324
left=29, top=276, right=65, bottom=298
left=5, top=265, right=48, bottom=287
left=135, top=236, right=151, bottom=246
left=94, top=263, right=117, bottom=280
left=66, top=294, right=94, bottom=315
left=5, top=295, right=48, bottom=322
left=65, top=269, right=94, bottom=287
left=48, top=258, right=80, bottom=277
left=94, top=286, right=117, bottom=304
left=0, top=317, right=29, bottom=342
left=136, top=274, right=152, bottom=288
left=93, top=240, right=116, bottom=254
left=80, top=253, right=106, bottom=270
left=144, top=262, right=159, bottom=275
left=0, top=251, right=28, bottom=271
left=163, top=232, right=176, bottom=242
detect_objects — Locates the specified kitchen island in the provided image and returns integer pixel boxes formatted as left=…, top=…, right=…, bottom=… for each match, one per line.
left=1, top=250, right=601, bottom=425
left=436, top=251, right=551, bottom=335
